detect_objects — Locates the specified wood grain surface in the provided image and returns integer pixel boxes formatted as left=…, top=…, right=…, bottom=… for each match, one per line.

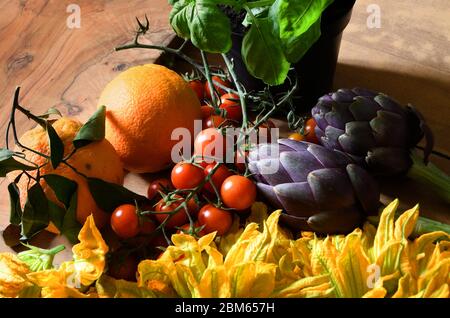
left=0, top=0, right=449, bottom=260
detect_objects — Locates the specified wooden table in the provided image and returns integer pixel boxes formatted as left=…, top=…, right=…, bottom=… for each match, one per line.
left=1, top=0, right=449, bottom=262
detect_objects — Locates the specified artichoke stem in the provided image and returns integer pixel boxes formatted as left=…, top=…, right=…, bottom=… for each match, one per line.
left=407, top=153, right=450, bottom=204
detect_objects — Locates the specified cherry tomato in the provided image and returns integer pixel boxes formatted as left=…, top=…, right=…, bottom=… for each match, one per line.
left=171, top=162, right=204, bottom=190
left=194, top=128, right=233, bottom=164
left=186, top=197, right=200, bottom=217
left=188, top=80, right=204, bottom=101
left=108, top=254, right=138, bottom=281
left=111, top=204, right=140, bottom=239
left=204, top=76, right=232, bottom=100
left=203, top=115, right=226, bottom=129
left=139, top=216, right=157, bottom=235
left=200, top=105, right=214, bottom=119
left=155, top=199, right=189, bottom=228
left=220, top=175, right=256, bottom=210
left=147, top=178, right=172, bottom=200
left=288, top=132, right=306, bottom=142
left=304, top=118, right=319, bottom=144
left=197, top=204, right=233, bottom=236
left=203, top=164, right=233, bottom=193
left=219, top=93, right=242, bottom=122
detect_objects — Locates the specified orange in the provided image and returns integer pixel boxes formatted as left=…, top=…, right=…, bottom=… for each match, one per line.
left=97, top=64, right=201, bottom=173
left=10, top=117, right=124, bottom=231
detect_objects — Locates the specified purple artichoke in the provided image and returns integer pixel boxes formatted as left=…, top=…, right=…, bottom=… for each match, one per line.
left=248, top=139, right=380, bottom=234
left=311, top=88, right=433, bottom=176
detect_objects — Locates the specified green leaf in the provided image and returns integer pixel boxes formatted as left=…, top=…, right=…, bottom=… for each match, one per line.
left=8, top=182, right=22, bottom=225
left=43, top=174, right=77, bottom=208
left=269, top=0, right=333, bottom=63
left=0, top=148, right=37, bottom=177
left=190, top=0, right=232, bottom=53
left=21, top=183, right=49, bottom=240
left=38, top=107, right=62, bottom=119
left=73, top=106, right=106, bottom=148
left=46, top=122, right=64, bottom=169
left=241, top=17, right=290, bottom=85
left=169, top=0, right=194, bottom=39
left=61, top=191, right=81, bottom=244
left=87, top=177, right=148, bottom=213
left=48, top=200, right=66, bottom=230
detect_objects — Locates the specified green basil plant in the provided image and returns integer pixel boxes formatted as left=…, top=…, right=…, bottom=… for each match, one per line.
left=168, top=0, right=334, bottom=86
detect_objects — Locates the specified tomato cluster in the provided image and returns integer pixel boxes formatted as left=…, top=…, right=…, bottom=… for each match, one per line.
left=288, top=118, right=319, bottom=144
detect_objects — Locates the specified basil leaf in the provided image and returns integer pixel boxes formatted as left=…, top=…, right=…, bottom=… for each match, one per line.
left=73, top=106, right=106, bottom=148
left=8, top=182, right=22, bottom=225
left=0, top=148, right=37, bottom=177
left=190, top=0, right=232, bottom=53
left=284, top=18, right=321, bottom=63
left=87, top=177, right=148, bottom=213
left=43, top=174, right=77, bottom=208
left=21, top=183, right=49, bottom=240
left=169, top=0, right=194, bottom=39
left=241, top=17, right=290, bottom=86
left=269, top=0, right=333, bottom=63
left=46, top=122, right=64, bottom=169
left=61, top=192, right=81, bottom=244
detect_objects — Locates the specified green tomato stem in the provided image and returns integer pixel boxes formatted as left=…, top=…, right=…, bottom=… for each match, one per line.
left=200, top=50, right=219, bottom=108
left=407, top=153, right=450, bottom=204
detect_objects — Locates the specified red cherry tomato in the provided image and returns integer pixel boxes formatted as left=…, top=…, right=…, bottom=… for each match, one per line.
left=171, top=162, right=204, bottom=190
left=203, top=115, right=226, bottom=129
left=108, top=254, right=139, bottom=281
left=194, top=128, right=233, bottom=164
left=139, top=216, right=157, bottom=235
left=304, top=118, right=319, bottom=144
left=186, top=197, right=200, bottom=217
left=197, top=204, right=233, bottom=236
left=147, top=178, right=172, bottom=200
left=220, top=175, right=256, bottom=211
left=200, top=105, right=214, bottom=119
left=204, top=76, right=231, bottom=100
left=111, top=204, right=140, bottom=239
left=219, top=93, right=242, bottom=122
left=155, top=199, right=189, bottom=229
left=188, top=80, right=204, bottom=101
left=203, top=164, right=233, bottom=193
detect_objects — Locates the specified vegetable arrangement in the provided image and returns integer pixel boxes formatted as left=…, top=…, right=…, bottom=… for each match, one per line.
left=1, top=201, right=449, bottom=298
left=169, top=0, right=334, bottom=85
left=1, top=3, right=449, bottom=299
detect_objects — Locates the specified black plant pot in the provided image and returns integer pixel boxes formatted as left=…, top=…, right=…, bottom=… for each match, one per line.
left=226, top=0, right=356, bottom=111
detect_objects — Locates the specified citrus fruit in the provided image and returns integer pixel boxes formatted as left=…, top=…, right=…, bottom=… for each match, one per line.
left=97, top=64, right=202, bottom=173
left=10, top=117, right=124, bottom=231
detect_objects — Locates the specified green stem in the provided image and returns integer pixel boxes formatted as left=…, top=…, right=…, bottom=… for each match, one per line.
left=407, top=153, right=450, bottom=203
left=201, top=50, right=218, bottom=108
left=221, top=53, right=248, bottom=129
